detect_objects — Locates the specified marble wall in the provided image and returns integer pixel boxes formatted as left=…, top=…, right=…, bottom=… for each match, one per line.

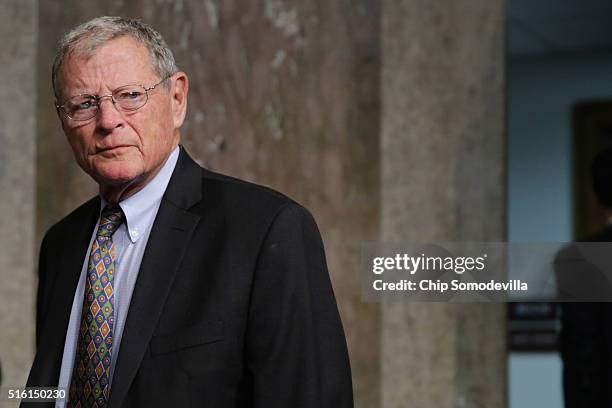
left=381, top=0, right=506, bottom=407
left=37, top=1, right=381, bottom=405
left=0, top=1, right=508, bottom=406
left=0, top=0, right=37, bottom=396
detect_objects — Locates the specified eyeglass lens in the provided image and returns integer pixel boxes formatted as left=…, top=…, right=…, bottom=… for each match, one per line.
left=62, top=85, right=149, bottom=121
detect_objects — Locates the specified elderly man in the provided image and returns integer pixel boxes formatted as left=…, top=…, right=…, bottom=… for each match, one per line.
left=23, top=16, right=352, bottom=408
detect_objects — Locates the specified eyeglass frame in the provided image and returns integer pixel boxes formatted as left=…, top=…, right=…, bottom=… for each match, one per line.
left=55, top=74, right=173, bottom=121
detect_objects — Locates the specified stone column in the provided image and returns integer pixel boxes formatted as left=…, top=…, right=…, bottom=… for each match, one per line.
left=37, top=2, right=382, bottom=406
left=34, top=1, right=508, bottom=406
left=381, top=1, right=506, bottom=407
left=0, top=0, right=37, bottom=392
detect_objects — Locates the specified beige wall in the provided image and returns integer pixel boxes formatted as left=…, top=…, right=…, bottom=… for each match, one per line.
left=0, top=2, right=506, bottom=407
left=381, top=1, right=506, bottom=406
left=36, top=2, right=381, bottom=405
left=0, top=0, right=37, bottom=396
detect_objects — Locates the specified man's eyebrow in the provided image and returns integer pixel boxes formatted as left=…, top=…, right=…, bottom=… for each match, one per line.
left=58, top=90, right=95, bottom=103
left=68, top=90, right=95, bottom=96
left=60, top=83, right=95, bottom=96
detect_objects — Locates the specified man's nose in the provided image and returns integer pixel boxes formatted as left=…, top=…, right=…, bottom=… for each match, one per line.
left=96, top=95, right=124, bottom=132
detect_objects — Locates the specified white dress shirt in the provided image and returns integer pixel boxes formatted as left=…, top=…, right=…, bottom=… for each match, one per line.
left=55, top=146, right=179, bottom=407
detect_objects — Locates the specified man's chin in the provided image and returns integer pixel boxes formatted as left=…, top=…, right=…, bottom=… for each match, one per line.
left=91, top=167, right=142, bottom=188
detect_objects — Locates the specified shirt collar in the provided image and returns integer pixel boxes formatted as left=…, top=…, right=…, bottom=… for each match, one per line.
left=100, top=145, right=180, bottom=243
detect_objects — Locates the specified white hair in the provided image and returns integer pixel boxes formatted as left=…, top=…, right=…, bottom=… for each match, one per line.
left=52, top=16, right=178, bottom=98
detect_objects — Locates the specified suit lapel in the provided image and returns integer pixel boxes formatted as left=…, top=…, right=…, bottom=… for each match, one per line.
left=108, top=147, right=202, bottom=407
left=26, top=198, right=100, bottom=388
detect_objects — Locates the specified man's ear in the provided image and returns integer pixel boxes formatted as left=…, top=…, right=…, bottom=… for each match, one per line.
left=171, top=72, right=189, bottom=129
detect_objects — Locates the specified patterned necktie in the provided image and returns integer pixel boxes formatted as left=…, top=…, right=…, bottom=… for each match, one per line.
left=68, top=205, right=124, bottom=408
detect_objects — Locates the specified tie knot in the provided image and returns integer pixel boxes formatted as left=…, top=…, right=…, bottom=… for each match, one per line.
left=97, top=205, right=124, bottom=237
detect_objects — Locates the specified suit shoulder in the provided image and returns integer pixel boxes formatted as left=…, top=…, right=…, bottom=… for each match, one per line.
left=580, top=225, right=612, bottom=242
left=555, top=225, right=612, bottom=261
left=200, top=167, right=301, bottom=215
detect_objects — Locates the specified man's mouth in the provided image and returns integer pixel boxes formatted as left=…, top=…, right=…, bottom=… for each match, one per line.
left=97, top=145, right=133, bottom=154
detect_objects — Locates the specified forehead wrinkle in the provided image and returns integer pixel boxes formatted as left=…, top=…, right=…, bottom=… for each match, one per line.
left=59, top=37, right=157, bottom=99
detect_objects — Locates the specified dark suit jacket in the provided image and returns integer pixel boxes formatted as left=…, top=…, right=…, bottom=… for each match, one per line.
left=557, top=225, right=612, bottom=408
left=23, top=146, right=353, bottom=407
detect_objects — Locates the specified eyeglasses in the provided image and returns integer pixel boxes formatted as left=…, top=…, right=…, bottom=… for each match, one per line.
left=56, top=75, right=171, bottom=121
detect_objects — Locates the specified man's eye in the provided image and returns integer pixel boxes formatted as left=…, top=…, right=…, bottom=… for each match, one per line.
left=70, top=98, right=96, bottom=111
left=77, top=100, right=95, bottom=109
left=117, top=90, right=143, bottom=100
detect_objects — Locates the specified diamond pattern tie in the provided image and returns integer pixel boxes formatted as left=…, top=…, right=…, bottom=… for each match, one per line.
left=68, top=205, right=124, bottom=408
